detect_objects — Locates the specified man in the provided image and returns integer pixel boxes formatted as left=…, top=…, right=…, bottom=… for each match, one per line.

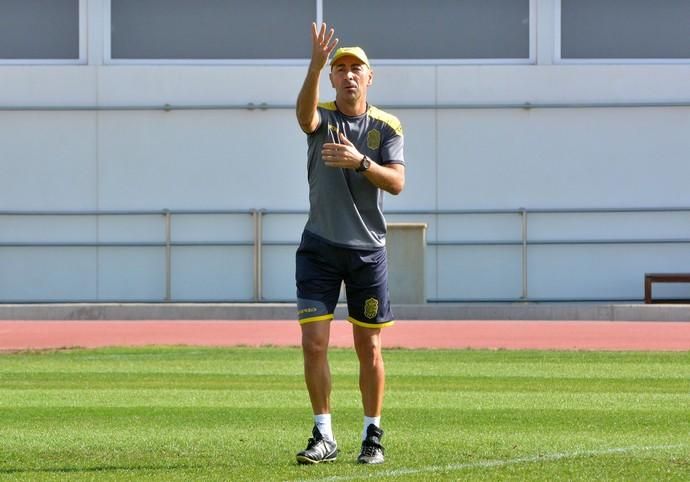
left=294, top=23, right=405, bottom=465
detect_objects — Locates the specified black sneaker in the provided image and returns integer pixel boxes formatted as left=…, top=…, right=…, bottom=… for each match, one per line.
left=357, top=424, right=385, bottom=464
left=296, top=426, right=338, bottom=464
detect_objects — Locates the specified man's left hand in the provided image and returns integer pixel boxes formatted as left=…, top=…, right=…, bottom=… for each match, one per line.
left=322, top=132, right=363, bottom=170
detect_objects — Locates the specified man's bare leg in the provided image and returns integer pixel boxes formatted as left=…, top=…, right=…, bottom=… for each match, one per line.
left=301, top=320, right=332, bottom=415
left=353, top=324, right=384, bottom=417
left=353, top=324, right=386, bottom=463
left=296, top=320, right=338, bottom=464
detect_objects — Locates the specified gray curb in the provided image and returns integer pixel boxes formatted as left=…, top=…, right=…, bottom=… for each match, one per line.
left=0, top=303, right=688, bottom=321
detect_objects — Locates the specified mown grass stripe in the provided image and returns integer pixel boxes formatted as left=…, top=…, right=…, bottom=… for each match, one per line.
left=316, top=444, right=687, bottom=481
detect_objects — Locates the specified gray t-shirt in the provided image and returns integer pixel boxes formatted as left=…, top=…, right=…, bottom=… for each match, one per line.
left=304, top=102, right=404, bottom=249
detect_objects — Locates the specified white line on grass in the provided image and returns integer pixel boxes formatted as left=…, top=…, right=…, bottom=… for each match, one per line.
left=294, top=444, right=685, bottom=482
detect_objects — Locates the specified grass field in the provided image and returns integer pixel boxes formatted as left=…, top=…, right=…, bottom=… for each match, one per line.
left=0, top=346, right=688, bottom=481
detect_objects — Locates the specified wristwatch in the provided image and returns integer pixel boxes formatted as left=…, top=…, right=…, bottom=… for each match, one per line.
left=355, top=155, right=371, bottom=173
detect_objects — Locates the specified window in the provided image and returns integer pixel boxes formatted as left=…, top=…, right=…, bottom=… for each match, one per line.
left=323, top=0, right=534, bottom=64
left=558, top=0, right=690, bottom=62
left=108, top=0, right=534, bottom=64
left=108, top=0, right=314, bottom=63
left=0, top=0, right=85, bottom=64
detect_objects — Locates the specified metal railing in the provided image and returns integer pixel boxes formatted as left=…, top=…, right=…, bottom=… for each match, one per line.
left=2, top=207, right=690, bottom=303
left=1, top=101, right=690, bottom=112
left=0, top=209, right=256, bottom=302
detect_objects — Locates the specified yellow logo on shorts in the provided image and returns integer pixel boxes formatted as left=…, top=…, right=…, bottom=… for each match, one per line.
left=364, top=297, right=379, bottom=319
left=367, top=129, right=381, bottom=150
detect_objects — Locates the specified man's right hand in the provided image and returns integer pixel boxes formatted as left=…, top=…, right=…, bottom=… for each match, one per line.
left=309, top=22, right=339, bottom=72
left=297, top=23, right=338, bottom=133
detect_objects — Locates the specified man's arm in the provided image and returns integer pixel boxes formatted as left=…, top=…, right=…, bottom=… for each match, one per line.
left=296, top=23, right=338, bottom=134
left=362, top=163, right=405, bottom=196
left=322, top=132, right=405, bottom=195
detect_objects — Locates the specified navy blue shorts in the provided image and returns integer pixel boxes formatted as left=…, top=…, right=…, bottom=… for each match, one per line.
left=296, top=230, right=394, bottom=328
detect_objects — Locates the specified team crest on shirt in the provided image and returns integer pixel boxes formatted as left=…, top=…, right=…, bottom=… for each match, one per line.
left=364, top=297, right=379, bottom=319
left=367, top=129, right=381, bottom=150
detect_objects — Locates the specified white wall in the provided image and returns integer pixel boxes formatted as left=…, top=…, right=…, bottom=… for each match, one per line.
left=1, top=0, right=689, bottom=302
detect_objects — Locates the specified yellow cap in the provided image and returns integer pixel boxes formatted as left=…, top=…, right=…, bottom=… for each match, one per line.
left=330, top=47, right=370, bottom=69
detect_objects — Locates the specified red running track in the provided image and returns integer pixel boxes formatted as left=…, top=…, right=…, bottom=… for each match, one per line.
left=1, top=320, right=689, bottom=351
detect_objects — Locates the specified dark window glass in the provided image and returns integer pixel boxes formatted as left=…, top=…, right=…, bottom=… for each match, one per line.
left=324, top=0, right=530, bottom=60
left=0, top=0, right=80, bottom=59
left=111, top=0, right=314, bottom=59
left=562, top=0, right=690, bottom=59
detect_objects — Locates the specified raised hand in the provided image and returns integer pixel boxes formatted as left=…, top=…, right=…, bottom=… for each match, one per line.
left=310, top=22, right=339, bottom=72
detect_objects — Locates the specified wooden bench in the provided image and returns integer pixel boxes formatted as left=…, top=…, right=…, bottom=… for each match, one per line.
left=644, top=273, right=690, bottom=304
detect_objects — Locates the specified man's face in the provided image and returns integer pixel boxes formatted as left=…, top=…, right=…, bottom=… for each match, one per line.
left=329, top=56, right=373, bottom=103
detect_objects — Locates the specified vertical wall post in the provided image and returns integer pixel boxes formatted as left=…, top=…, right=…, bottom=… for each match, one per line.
left=164, top=209, right=172, bottom=301
left=520, top=208, right=528, bottom=300
left=253, top=209, right=264, bottom=302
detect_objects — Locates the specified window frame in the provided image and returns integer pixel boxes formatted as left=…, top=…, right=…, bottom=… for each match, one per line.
left=0, top=0, right=87, bottom=65
left=104, top=0, right=536, bottom=65
left=555, top=0, right=690, bottom=64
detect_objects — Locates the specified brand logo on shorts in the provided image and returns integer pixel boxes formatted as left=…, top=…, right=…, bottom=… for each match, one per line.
left=364, top=297, right=379, bottom=319
left=367, top=129, right=381, bottom=150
